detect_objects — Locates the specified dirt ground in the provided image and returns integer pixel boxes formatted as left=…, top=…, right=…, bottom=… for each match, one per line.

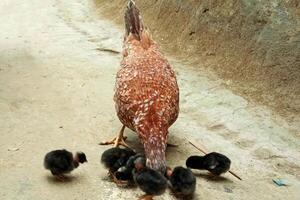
left=0, top=0, right=299, bottom=200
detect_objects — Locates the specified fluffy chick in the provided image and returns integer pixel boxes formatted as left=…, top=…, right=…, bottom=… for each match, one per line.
left=101, top=147, right=135, bottom=173
left=44, top=149, right=87, bottom=180
left=133, top=157, right=168, bottom=199
left=115, top=153, right=144, bottom=182
left=168, top=166, right=196, bottom=198
left=186, top=152, right=231, bottom=175
left=101, top=147, right=135, bottom=185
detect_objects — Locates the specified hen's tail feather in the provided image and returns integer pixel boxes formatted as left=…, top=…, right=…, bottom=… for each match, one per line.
left=125, top=0, right=144, bottom=40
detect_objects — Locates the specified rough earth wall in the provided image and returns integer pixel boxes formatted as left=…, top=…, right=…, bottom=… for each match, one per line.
left=94, top=0, right=300, bottom=125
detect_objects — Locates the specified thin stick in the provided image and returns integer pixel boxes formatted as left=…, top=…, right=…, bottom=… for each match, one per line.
left=189, top=141, right=209, bottom=154
left=189, top=141, right=242, bottom=181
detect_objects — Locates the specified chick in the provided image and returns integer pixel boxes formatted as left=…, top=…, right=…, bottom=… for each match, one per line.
left=186, top=152, right=231, bottom=175
left=44, top=149, right=87, bottom=180
left=101, top=147, right=135, bottom=183
left=115, top=166, right=133, bottom=182
left=168, top=166, right=196, bottom=198
left=133, top=157, right=168, bottom=200
left=115, top=153, right=143, bottom=182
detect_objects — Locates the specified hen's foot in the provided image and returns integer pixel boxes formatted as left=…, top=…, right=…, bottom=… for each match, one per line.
left=99, top=125, right=131, bottom=148
left=99, top=136, right=128, bottom=147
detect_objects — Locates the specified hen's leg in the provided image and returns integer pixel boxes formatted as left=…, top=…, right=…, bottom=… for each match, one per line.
left=99, top=125, right=130, bottom=148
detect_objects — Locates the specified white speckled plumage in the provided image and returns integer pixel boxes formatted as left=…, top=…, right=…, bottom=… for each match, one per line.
left=114, top=0, right=179, bottom=172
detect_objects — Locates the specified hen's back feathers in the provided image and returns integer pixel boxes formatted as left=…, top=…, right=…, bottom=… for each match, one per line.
left=115, top=0, right=179, bottom=172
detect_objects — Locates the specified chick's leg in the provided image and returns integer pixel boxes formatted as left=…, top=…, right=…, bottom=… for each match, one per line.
left=55, top=175, right=67, bottom=182
left=108, top=170, right=128, bottom=187
left=99, top=125, right=130, bottom=148
left=139, top=195, right=153, bottom=200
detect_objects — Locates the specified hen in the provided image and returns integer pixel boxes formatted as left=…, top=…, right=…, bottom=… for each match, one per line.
left=101, top=0, right=179, bottom=173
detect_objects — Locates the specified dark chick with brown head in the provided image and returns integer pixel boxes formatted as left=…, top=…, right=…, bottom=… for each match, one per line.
left=44, top=149, right=87, bottom=180
left=100, top=0, right=179, bottom=175
left=114, top=153, right=143, bottom=183
left=133, top=157, right=168, bottom=200
left=101, top=147, right=135, bottom=184
left=186, top=152, right=231, bottom=176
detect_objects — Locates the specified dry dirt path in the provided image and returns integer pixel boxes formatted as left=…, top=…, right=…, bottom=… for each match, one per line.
left=0, top=0, right=299, bottom=199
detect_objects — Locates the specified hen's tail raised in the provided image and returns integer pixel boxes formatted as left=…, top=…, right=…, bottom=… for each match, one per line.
left=125, top=0, right=144, bottom=40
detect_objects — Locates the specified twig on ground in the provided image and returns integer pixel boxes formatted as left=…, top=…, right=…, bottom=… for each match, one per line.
left=189, top=141, right=242, bottom=181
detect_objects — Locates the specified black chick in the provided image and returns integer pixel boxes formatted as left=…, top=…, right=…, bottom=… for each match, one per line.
left=44, top=149, right=87, bottom=180
left=168, top=166, right=196, bottom=198
left=186, top=152, right=231, bottom=175
left=133, top=157, right=168, bottom=199
left=101, top=147, right=135, bottom=183
left=115, top=153, right=143, bottom=182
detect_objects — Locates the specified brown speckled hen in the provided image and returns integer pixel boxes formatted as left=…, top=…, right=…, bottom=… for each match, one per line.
left=101, top=0, right=179, bottom=173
